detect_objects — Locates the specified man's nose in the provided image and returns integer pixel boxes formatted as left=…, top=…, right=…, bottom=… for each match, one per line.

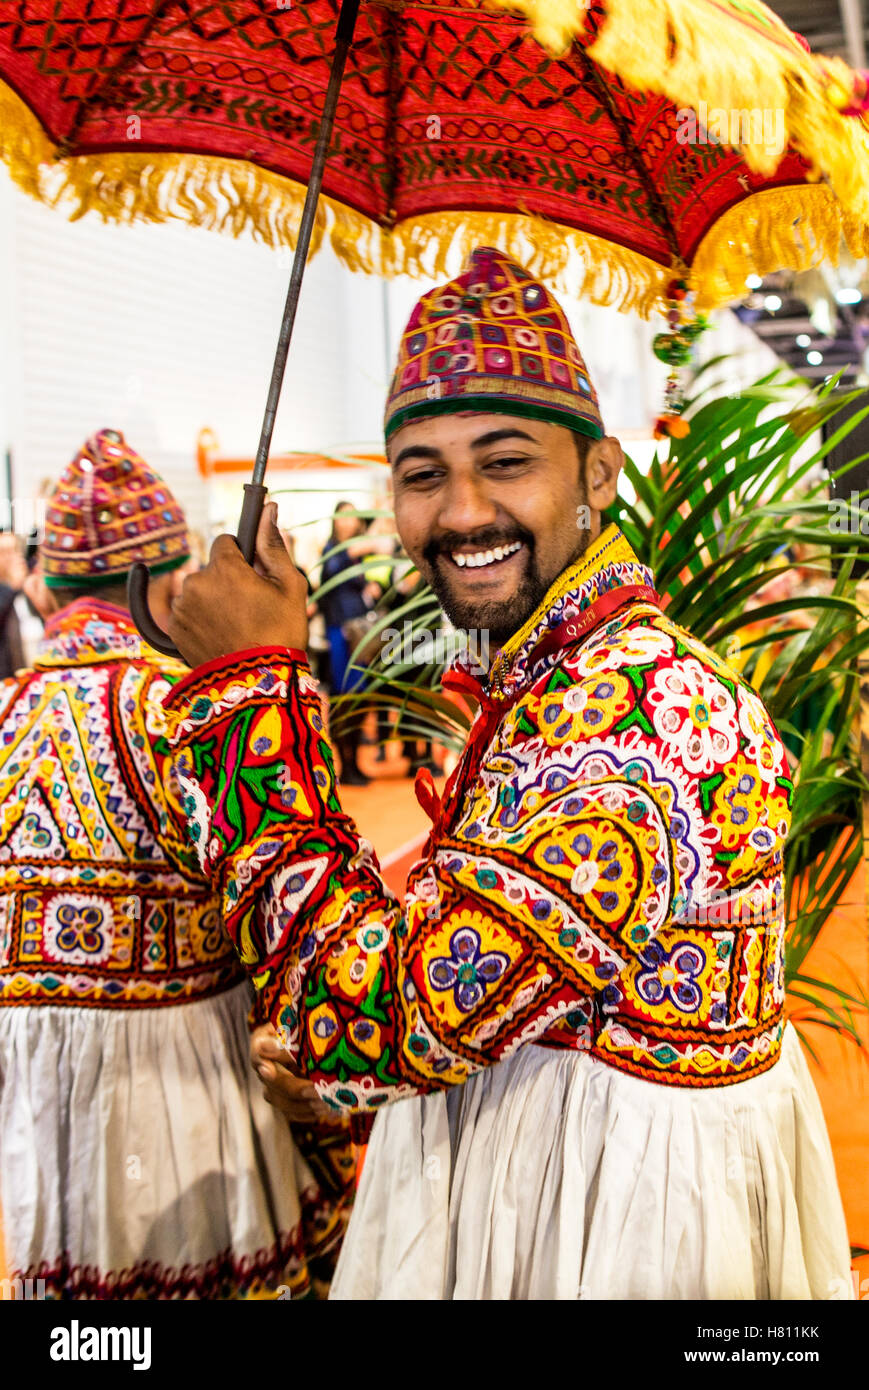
left=436, top=474, right=498, bottom=536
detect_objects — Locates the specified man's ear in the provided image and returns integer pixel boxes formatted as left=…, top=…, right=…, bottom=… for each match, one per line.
left=584, top=436, right=624, bottom=511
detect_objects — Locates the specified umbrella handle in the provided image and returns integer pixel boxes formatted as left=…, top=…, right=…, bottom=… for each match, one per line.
left=128, top=483, right=268, bottom=662
left=235, top=481, right=268, bottom=564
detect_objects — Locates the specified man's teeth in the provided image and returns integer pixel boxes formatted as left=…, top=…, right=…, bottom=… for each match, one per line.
left=451, top=541, right=522, bottom=569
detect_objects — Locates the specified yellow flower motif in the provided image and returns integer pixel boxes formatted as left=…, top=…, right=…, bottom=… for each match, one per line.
left=531, top=815, right=640, bottom=926
left=250, top=706, right=283, bottom=757
left=348, top=1017, right=382, bottom=1058
left=416, top=908, right=523, bottom=1030
left=325, top=942, right=381, bottom=999
left=710, top=754, right=766, bottom=850
left=530, top=671, right=632, bottom=747
left=308, top=1000, right=341, bottom=1059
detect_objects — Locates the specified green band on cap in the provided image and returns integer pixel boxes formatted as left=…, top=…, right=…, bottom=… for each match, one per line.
left=384, top=395, right=604, bottom=442
left=43, top=552, right=190, bottom=589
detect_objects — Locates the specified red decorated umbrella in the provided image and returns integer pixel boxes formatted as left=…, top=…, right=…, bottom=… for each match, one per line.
left=1, top=0, right=868, bottom=653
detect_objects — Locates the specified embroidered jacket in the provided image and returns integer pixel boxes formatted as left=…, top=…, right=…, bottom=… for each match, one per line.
left=163, top=528, right=793, bottom=1109
left=0, top=601, right=244, bottom=1008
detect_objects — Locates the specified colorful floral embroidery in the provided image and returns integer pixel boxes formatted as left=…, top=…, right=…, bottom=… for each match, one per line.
left=635, top=940, right=708, bottom=1013
left=164, top=527, right=793, bottom=1105
left=44, top=895, right=113, bottom=966
left=0, top=600, right=244, bottom=1008
left=425, top=918, right=513, bottom=1016
left=647, top=657, right=739, bottom=774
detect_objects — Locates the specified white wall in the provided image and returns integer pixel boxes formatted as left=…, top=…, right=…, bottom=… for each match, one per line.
left=0, top=168, right=783, bottom=541
left=1, top=172, right=384, bottom=535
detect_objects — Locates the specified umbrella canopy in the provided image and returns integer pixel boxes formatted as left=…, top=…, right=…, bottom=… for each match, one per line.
left=1, top=0, right=868, bottom=314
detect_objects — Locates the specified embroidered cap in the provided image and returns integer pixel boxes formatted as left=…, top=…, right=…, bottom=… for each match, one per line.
left=41, top=429, right=190, bottom=588
left=384, top=246, right=603, bottom=442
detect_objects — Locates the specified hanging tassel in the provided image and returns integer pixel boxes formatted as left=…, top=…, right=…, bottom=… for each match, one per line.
left=651, top=274, right=707, bottom=439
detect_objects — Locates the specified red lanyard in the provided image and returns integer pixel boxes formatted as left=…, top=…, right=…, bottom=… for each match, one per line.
left=416, top=583, right=661, bottom=834
left=523, top=584, right=660, bottom=670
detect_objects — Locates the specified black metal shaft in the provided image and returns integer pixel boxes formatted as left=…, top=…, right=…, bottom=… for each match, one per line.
left=252, top=0, right=361, bottom=488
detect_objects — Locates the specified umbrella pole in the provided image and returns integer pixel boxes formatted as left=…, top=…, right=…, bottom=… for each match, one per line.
left=129, top=0, right=361, bottom=656
left=242, top=0, right=362, bottom=544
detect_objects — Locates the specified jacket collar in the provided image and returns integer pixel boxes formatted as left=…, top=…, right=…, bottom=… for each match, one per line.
left=448, top=524, right=656, bottom=701
left=35, top=598, right=180, bottom=669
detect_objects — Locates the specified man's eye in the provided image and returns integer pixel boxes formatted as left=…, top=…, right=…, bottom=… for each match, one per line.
left=486, top=456, right=529, bottom=470
left=401, top=469, right=442, bottom=488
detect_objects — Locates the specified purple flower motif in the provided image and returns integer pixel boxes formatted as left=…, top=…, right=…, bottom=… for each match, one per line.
left=636, top=942, right=707, bottom=1013
left=427, top=925, right=509, bottom=1013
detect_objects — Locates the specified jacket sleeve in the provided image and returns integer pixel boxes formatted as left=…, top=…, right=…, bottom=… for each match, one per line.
left=161, top=647, right=680, bottom=1113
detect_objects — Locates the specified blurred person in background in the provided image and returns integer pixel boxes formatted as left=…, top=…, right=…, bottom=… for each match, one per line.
left=318, top=500, right=375, bottom=786
left=358, top=503, right=402, bottom=764
left=356, top=503, right=439, bottom=777
left=0, top=533, right=26, bottom=679
left=281, top=525, right=330, bottom=688
left=0, top=430, right=352, bottom=1300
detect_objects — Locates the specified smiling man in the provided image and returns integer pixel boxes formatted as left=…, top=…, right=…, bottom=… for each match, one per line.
left=162, top=247, right=852, bottom=1300
left=394, top=412, right=604, bottom=652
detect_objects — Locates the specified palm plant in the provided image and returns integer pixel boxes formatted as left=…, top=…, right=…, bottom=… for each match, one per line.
left=615, top=366, right=869, bottom=1054
left=307, top=367, right=869, bottom=1048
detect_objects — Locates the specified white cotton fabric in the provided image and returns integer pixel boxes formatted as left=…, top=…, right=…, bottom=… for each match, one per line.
left=0, top=983, right=314, bottom=1292
left=331, top=1023, right=853, bottom=1301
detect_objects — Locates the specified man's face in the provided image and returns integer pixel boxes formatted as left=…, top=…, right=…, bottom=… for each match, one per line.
left=389, top=412, right=616, bottom=649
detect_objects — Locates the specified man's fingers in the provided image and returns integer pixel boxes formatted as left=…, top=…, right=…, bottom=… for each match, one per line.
left=255, top=1064, right=335, bottom=1124
left=249, top=1028, right=341, bottom=1125
left=208, top=532, right=246, bottom=568
left=254, top=502, right=294, bottom=584
left=254, top=1034, right=297, bottom=1066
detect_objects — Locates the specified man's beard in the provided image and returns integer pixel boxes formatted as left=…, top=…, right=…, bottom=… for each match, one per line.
left=422, top=516, right=595, bottom=652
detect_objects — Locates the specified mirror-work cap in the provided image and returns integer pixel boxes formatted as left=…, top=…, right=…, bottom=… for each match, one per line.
left=41, top=429, right=190, bottom=588
left=384, top=246, right=603, bottom=442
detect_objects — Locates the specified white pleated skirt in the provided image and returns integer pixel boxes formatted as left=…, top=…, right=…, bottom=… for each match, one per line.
left=331, top=1023, right=853, bottom=1301
left=0, top=983, right=347, bottom=1299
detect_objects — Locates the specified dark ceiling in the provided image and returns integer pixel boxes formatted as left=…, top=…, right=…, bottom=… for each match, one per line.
left=771, top=1, right=865, bottom=62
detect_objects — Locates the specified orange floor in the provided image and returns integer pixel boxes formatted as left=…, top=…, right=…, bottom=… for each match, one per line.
left=790, top=865, right=869, bottom=1297
left=340, top=742, right=439, bottom=868
left=345, top=747, right=869, bottom=1296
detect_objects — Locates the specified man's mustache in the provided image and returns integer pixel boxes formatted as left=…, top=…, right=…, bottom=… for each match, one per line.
left=423, top=525, right=533, bottom=566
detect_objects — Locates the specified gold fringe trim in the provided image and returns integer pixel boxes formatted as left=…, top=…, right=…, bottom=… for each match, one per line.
left=330, top=199, right=668, bottom=313
left=492, top=0, right=869, bottom=223
left=690, top=183, right=869, bottom=309
left=0, top=80, right=329, bottom=252
left=0, top=77, right=664, bottom=314
left=1, top=76, right=867, bottom=317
